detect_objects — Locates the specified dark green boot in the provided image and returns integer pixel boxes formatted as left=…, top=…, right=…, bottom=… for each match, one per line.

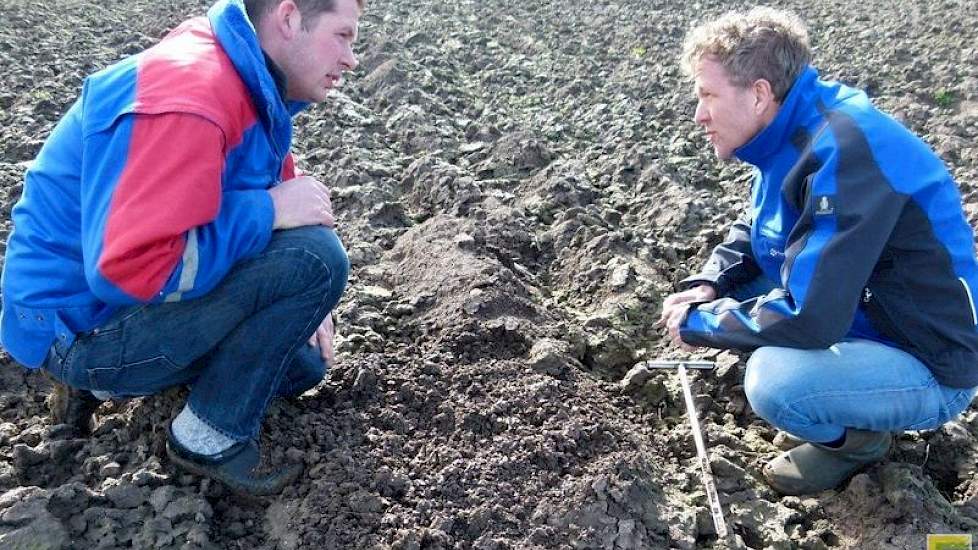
left=762, top=429, right=891, bottom=495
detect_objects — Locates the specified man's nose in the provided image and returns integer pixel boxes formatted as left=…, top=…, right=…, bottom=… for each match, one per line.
left=342, top=50, right=358, bottom=71
left=693, top=100, right=708, bottom=124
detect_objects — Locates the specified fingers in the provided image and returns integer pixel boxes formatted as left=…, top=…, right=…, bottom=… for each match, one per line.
left=659, top=285, right=718, bottom=327
left=314, top=186, right=335, bottom=227
left=321, top=338, right=334, bottom=364
left=667, top=321, right=695, bottom=352
left=657, top=299, right=688, bottom=327
left=306, top=315, right=337, bottom=365
left=322, top=209, right=336, bottom=228
left=658, top=299, right=699, bottom=352
left=321, top=316, right=336, bottom=365
left=664, top=304, right=687, bottom=334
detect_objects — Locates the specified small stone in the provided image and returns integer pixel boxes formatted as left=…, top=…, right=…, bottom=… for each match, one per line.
left=12, top=444, right=47, bottom=469
left=105, top=483, right=146, bottom=509
left=359, top=285, right=394, bottom=305
left=149, top=486, right=177, bottom=514
left=528, top=339, right=568, bottom=376
left=454, top=233, right=476, bottom=249
left=353, top=367, right=378, bottom=394
left=609, top=262, right=633, bottom=288
left=285, top=448, right=305, bottom=463
left=48, top=439, right=83, bottom=462
left=132, top=469, right=169, bottom=487
left=463, top=299, right=482, bottom=315
left=390, top=303, right=415, bottom=317
left=459, top=142, right=487, bottom=153
left=100, top=461, right=122, bottom=478
left=619, top=362, right=654, bottom=391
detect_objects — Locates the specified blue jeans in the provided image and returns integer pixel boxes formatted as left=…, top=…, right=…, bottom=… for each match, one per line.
left=43, top=227, right=349, bottom=441
left=731, top=277, right=978, bottom=442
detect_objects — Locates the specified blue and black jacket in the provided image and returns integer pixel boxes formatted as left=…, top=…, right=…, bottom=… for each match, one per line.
left=680, top=66, right=978, bottom=389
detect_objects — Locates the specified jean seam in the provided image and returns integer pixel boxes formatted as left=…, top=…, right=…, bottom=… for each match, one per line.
left=775, top=382, right=941, bottom=433
left=58, top=339, right=79, bottom=385
left=942, top=389, right=974, bottom=416
left=58, top=344, right=72, bottom=383
left=117, top=304, right=151, bottom=325
left=87, top=355, right=182, bottom=395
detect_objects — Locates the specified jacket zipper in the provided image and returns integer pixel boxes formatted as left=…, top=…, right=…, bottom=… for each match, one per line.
left=959, top=277, right=978, bottom=326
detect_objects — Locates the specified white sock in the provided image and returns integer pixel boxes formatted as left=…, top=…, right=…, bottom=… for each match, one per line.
left=91, top=390, right=112, bottom=401
left=171, top=404, right=236, bottom=455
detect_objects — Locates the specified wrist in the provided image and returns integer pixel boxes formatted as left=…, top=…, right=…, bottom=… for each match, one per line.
left=695, top=284, right=717, bottom=301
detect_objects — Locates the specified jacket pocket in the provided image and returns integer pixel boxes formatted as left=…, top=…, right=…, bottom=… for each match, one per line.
left=957, top=277, right=978, bottom=326
left=862, top=286, right=914, bottom=349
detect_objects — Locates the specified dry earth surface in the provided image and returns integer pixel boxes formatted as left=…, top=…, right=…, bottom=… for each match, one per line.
left=1, top=0, right=978, bottom=548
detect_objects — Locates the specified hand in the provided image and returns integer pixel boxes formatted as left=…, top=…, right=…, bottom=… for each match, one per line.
left=268, top=176, right=335, bottom=230
left=656, top=285, right=717, bottom=351
left=308, top=314, right=336, bottom=365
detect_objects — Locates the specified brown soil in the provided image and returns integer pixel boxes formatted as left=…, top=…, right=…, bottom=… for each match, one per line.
left=1, top=0, right=977, bottom=548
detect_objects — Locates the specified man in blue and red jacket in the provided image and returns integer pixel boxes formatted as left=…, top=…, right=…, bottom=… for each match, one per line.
left=660, top=8, right=978, bottom=495
left=0, top=0, right=362, bottom=495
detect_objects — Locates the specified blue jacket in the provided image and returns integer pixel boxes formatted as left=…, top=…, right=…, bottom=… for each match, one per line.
left=680, top=66, right=978, bottom=389
left=0, top=0, right=305, bottom=368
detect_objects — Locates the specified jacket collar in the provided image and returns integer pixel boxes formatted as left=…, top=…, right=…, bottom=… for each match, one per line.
left=207, top=0, right=308, bottom=153
left=735, top=65, right=819, bottom=166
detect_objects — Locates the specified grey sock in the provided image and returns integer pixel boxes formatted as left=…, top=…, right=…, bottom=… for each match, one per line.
left=171, top=404, right=237, bottom=455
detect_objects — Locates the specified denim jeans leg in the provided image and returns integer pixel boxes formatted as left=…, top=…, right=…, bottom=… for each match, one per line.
left=51, top=227, right=347, bottom=441
left=276, top=344, right=328, bottom=398
left=187, top=227, right=348, bottom=440
left=51, top=303, right=204, bottom=396
left=744, top=339, right=978, bottom=442
left=183, top=341, right=327, bottom=399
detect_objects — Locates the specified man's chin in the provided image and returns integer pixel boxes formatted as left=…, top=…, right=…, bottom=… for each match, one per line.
left=305, top=89, right=331, bottom=103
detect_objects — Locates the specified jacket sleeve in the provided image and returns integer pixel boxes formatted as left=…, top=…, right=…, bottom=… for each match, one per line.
left=281, top=151, right=303, bottom=180
left=680, top=122, right=908, bottom=350
left=81, top=112, right=274, bottom=305
left=679, top=216, right=761, bottom=296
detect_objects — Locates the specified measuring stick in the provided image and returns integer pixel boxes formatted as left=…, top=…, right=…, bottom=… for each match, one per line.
left=646, top=360, right=728, bottom=538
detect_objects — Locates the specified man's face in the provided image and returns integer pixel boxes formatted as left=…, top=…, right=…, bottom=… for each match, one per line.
left=692, top=57, right=768, bottom=160
left=282, top=0, right=360, bottom=103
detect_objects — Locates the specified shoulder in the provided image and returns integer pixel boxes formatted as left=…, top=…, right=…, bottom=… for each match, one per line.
left=132, top=18, right=258, bottom=142
left=813, top=97, right=951, bottom=196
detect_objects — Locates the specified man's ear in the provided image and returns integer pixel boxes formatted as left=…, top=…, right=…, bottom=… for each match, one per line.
left=751, top=78, right=776, bottom=115
left=271, top=0, right=303, bottom=40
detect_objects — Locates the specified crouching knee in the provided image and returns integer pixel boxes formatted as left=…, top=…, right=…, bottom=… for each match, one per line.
left=280, top=226, right=350, bottom=301
left=743, top=346, right=806, bottom=425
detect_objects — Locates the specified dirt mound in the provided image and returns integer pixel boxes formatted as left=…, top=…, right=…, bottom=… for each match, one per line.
left=2, top=0, right=977, bottom=548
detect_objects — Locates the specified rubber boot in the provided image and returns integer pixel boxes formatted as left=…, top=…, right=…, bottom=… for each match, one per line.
left=762, top=429, right=891, bottom=495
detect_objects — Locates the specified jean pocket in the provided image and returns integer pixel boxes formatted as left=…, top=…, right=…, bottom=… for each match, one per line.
left=87, top=355, right=185, bottom=397
left=60, top=327, right=123, bottom=389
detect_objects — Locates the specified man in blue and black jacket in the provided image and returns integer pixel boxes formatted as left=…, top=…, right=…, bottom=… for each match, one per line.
left=660, top=7, right=978, bottom=495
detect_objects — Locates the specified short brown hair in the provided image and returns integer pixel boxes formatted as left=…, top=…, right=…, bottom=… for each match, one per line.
left=245, top=0, right=366, bottom=29
left=680, top=7, right=811, bottom=102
